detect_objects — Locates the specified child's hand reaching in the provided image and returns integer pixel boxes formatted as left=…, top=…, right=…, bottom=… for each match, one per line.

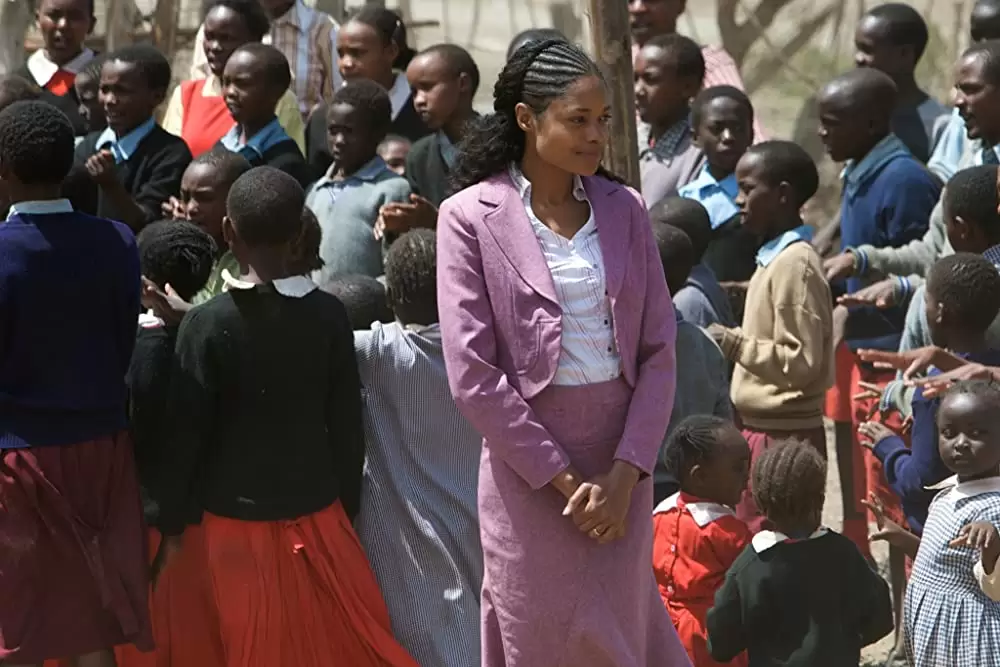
left=863, top=492, right=920, bottom=558
left=858, top=421, right=896, bottom=449
left=161, top=196, right=187, bottom=220
left=950, top=522, right=1000, bottom=575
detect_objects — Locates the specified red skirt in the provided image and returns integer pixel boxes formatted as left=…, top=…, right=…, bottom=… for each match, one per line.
left=0, top=434, right=153, bottom=662
left=202, top=501, right=418, bottom=667
left=114, top=524, right=226, bottom=667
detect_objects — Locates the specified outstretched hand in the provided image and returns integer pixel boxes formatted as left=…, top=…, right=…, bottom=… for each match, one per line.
left=911, top=363, right=1000, bottom=398
left=837, top=279, right=896, bottom=309
left=856, top=346, right=966, bottom=382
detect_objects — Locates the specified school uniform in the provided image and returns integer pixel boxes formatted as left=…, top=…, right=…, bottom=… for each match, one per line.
left=159, top=273, right=416, bottom=667
left=191, top=250, right=241, bottom=305
left=905, top=476, right=1000, bottom=665
left=707, top=529, right=893, bottom=666
left=72, top=119, right=193, bottom=228
left=116, top=313, right=225, bottom=667
left=653, top=492, right=750, bottom=667
left=678, top=165, right=758, bottom=283
left=306, top=155, right=412, bottom=280
left=217, top=117, right=311, bottom=188
left=353, top=321, right=483, bottom=667
left=638, top=118, right=704, bottom=208
left=16, top=47, right=96, bottom=135
left=0, top=199, right=150, bottom=662
left=305, top=72, right=430, bottom=178
left=162, top=75, right=305, bottom=158
left=437, top=165, right=689, bottom=666
left=405, top=128, right=461, bottom=207
left=715, top=226, right=834, bottom=533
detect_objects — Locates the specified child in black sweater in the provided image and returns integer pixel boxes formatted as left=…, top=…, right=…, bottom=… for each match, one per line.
left=155, top=166, right=416, bottom=666
left=216, top=43, right=310, bottom=187
left=707, top=440, right=893, bottom=666
left=73, top=45, right=192, bottom=230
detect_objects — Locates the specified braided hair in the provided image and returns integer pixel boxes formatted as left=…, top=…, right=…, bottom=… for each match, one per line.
left=385, top=228, right=437, bottom=325
left=751, top=439, right=826, bottom=532
left=137, top=220, right=217, bottom=301
left=449, top=39, right=622, bottom=194
left=663, top=415, right=730, bottom=484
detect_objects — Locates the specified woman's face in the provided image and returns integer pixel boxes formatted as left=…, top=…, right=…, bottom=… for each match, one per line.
left=517, top=74, right=610, bottom=176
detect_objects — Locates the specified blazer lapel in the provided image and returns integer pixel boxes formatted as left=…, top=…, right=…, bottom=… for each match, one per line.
left=586, top=176, right=630, bottom=298
left=480, top=175, right=559, bottom=305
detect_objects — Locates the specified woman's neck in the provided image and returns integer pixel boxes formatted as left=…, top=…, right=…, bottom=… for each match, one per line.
left=519, top=150, right=575, bottom=207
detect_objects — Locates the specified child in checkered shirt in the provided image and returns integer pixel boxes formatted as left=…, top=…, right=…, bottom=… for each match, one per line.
left=866, top=379, right=1000, bottom=664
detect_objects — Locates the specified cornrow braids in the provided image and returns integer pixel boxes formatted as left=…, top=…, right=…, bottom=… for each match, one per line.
left=663, top=415, right=730, bottom=483
left=751, top=440, right=826, bottom=532
left=449, top=39, right=623, bottom=194
left=137, top=220, right=217, bottom=301
left=385, top=228, right=437, bottom=325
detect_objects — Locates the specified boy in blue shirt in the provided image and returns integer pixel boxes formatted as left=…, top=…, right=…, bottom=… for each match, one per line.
left=818, top=66, right=940, bottom=567
left=679, top=85, right=756, bottom=282
left=73, top=44, right=192, bottom=231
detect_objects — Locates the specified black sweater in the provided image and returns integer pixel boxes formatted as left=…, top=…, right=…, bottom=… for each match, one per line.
left=14, top=63, right=89, bottom=136
left=405, top=132, right=451, bottom=208
left=158, top=284, right=365, bottom=536
left=306, top=96, right=430, bottom=180
left=127, top=323, right=179, bottom=527
left=706, top=531, right=894, bottom=667
left=70, top=125, right=192, bottom=229
left=214, top=138, right=312, bottom=189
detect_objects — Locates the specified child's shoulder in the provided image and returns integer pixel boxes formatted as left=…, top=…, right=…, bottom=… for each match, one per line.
left=879, top=153, right=940, bottom=187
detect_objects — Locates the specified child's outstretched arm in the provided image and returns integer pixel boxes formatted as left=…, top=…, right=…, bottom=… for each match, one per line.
left=706, top=567, right=749, bottom=663
left=950, top=521, right=1000, bottom=602
left=863, top=493, right=921, bottom=559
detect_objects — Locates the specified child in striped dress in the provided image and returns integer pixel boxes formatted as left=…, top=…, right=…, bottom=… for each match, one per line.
left=352, top=229, right=483, bottom=667
left=868, top=379, right=1000, bottom=665
left=653, top=415, right=750, bottom=667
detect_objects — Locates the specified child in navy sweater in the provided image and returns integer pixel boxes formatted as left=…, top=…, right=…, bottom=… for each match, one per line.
left=0, top=100, right=149, bottom=663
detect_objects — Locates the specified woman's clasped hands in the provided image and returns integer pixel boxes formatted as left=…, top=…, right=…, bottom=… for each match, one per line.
left=560, top=461, right=640, bottom=545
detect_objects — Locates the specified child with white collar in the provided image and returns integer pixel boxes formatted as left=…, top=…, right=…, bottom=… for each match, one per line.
left=706, top=439, right=893, bottom=667
left=653, top=415, right=751, bottom=667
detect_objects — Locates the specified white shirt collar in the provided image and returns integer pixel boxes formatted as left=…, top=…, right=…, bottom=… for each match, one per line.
left=751, top=527, right=829, bottom=553
left=27, top=47, right=95, bottom=87
left=927, top=475, right=1000, bottom=499
left=221, top=269, right=317, bottom=297
left=508, top=162, right=588, bottom=203
left=388, top=71, right=411, bottom=121
left=6, top=198, right=74, bottom=220
left=138, top=309, right=165, bottom=328
left=652, top=492, right=736, bottom=527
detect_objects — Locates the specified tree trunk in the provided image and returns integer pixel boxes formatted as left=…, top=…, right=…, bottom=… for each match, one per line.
left=0, top=0, right=33, bottom=76
left=585, top=0, right=639, bottom=189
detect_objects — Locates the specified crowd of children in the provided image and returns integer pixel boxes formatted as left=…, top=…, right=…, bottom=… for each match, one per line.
left=7, top=0, right=1000, bottom=665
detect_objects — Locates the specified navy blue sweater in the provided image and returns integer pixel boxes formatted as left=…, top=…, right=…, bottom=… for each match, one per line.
left=873, top=348, right=1000, bottom=533
left=839, top=154, right=939, bottom=351
left=0, top=210, right=140, bottom=449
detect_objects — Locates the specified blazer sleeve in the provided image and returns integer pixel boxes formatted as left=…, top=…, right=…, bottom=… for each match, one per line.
left=134, top=139, right=193, bottom=226
left=615, top=194, right=677, bottom=475
left=436, top=196, right=573, bottom=490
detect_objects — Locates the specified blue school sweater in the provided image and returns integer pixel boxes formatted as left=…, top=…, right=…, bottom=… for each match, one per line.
left=840, top=136, right=940, bottom=351
left=0, top=202, right=141, bottom=449
left=872, top=348, right=1000, bottom=533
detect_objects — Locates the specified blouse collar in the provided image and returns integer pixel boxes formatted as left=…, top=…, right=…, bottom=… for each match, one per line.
left=221, top=268, right=317, bottom=297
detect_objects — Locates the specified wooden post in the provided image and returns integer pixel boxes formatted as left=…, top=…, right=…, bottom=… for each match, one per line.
left=0, top=0, right=32, bottom=76
left=585, top=0, right=639, bottom=190
left=152, top=0, right=179, bottom=56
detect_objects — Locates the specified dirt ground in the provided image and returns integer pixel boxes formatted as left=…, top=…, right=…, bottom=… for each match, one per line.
left=821, top=421, right=897, bottom=666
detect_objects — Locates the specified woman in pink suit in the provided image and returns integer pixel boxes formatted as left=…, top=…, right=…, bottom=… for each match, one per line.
left=436, top=40, right=689, bottom=666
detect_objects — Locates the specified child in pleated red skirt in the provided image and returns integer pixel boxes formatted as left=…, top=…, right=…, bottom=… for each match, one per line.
left=153, top=166, right=418, bottom=667
left=0, top=101, right=151, bottom=666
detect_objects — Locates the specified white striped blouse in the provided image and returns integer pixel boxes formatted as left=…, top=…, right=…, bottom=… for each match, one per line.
left=509, top=165, right=622, bottom=386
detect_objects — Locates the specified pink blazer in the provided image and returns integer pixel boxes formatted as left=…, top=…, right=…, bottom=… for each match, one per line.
left=437, top=172, right=677, bottom=490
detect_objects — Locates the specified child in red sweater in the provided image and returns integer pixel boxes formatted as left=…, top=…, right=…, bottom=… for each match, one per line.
left=653, top=415, right=751, bottom=667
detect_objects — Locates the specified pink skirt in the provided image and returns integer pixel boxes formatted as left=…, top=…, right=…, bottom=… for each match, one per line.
left=0, top=433, right=153, bottom=662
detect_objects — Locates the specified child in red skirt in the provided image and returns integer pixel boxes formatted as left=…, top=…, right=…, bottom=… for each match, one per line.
left=653, top=415, right=751, bottom=667
left=0, top=101, right=151, bottom=665
left=153, top=166, right=417, bottom=667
